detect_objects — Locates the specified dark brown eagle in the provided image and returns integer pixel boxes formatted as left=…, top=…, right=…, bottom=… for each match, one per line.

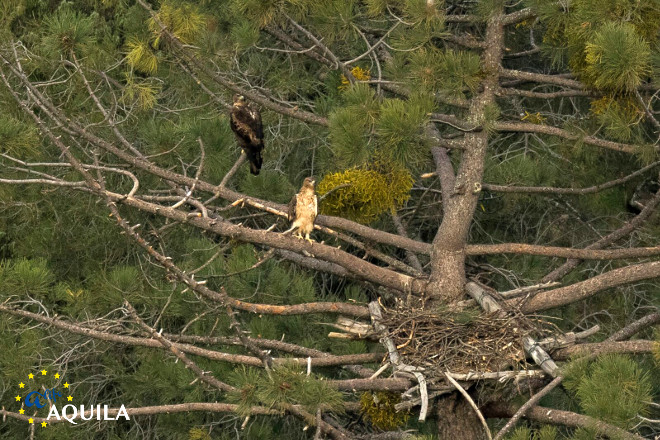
left=285, top=177, right=318, bottom=241
left=230, top=94, right=264, bottom=175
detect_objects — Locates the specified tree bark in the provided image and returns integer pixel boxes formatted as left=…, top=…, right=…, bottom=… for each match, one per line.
left=427, top=10, right=505, bottom=303
left=436, top=392, right=490, bottom=440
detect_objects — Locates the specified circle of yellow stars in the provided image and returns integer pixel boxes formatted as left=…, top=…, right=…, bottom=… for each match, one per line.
left=15, top=369, right=73, bottom=427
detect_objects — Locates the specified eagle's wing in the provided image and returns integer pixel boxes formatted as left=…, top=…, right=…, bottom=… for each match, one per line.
left=248, top=104, right=264, bottom=143
left=231, top=105, right=264, bottom=175
left=229, top=107, right=254, bottom=142
left=312, top=195, right=318, bottom=218
left=287, top=194, right=297, bottom=222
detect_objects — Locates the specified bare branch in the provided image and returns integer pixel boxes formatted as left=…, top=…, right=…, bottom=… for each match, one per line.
left=495, top=121, right=641, bottom=154
left=500, top=69, right=585, bottom=89
left=552, top=340, right=655, bottom=360
left=606, top=312, right=660, bottom=342
left=484, top=160, right=660, bottom=194
left=544, top=186, right=660, bottom=282
left=485, top=402, right=645, bottom=440
left=0, top=304, right=383, bottom=368
left=136, top=0, right=329, bottom=126
left=125, top=301, right=235, bottom=392
left=519, top=261, right=660, bottom=312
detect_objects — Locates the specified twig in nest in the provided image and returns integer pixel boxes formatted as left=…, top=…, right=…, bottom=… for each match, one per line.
left=445, top=372, right=492, bottom=440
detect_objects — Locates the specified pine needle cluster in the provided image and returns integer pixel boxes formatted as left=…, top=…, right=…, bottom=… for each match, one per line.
left=149, top=2, right=207, bottom=47
left=529, top=0, right=659, bottom=93
left=40, top=3, right=96, bottom=57
left=125, top=37, right=158, bottom=74
left=506, top=426, right=557, bottom=440
left=383, top=0, right=445, bottom=48
left=0, top=115, right=40, bottom=158
left=563, top=354, right=652, bottom=430
left=329, top=83, right=433, bottom=170
left=589, top=95, right=643, bottom=141
left=122, top=73, right=161, bottom=110
left=228, top=364, right=344, bottom=417
left=0, top=258, right=55, bottom=299
left=329, top=83, right=380, bottom=167
left=407, top=49, right=481, bottom=99
left=583, top=22, right=652, bottom=93
left=230, top=0, right=284, bottom=28
left=188, top=428, right=212, bottom=440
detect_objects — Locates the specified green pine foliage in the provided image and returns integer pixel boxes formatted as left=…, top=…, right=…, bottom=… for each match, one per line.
left=231, top=19, right=261, bottom=51
left=404, top=49, right=481, bottom=99
left=0, top=0, right=657, bottom=438
left=564, top=354, right=652, bottom=429
left=589, top=95, right=643, bottom=142
left=229, top=0, right=284, bottom=28
left=386, top=0, right=445, bottom=48
left=583, top=22, right=652, bottom=93
left=149, top=2, right=207, bottom=47
left=506, top=426, right=557, bottom=440
left=40, top=3, right=97, bottom=57
left=125, top=37, right=159, bottom=74
left=527, top=0, right=660, bottom=91
left=376, top=93, right=433, bottom=168
left=330, top=83, right=433, bottom=170
left=0, top=115, right=40, bottom=158
left=474, top=0, right=506, bottom=20
left=0, top=257, right=55, bottom=298
left=329, top=83, right=380, bottom=168
left=188, top=428, right=212, bottom=440
left=229, top=364, right=344, bottom=416
left=122, top=73, right=161, bottom=110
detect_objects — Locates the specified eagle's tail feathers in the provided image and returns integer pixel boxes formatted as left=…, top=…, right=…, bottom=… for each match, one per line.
left=245, top=149, right=263, bottom=175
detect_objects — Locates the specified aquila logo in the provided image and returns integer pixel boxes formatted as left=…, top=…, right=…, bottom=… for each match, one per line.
left=14, top=369, right=130, bottom=427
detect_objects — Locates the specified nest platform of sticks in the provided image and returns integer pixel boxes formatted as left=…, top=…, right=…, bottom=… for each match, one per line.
left=380, top=302, right=553, bottom=379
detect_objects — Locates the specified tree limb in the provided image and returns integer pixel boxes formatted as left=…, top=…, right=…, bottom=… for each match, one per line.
left=484, top=402, right=645, bottom=440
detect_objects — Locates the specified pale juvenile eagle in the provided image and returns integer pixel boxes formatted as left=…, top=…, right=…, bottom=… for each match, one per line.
left=285, top=177, right=317, bottom=241
left=230, top=94, right=264, bottom=175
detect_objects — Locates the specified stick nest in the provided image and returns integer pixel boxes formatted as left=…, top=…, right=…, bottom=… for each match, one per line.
left=381, top=304, right=552, bottom=378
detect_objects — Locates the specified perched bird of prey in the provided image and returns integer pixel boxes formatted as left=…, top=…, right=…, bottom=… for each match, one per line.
left=285, top=177, right=318, bottom=241
left=230, top=94, right=264, bottom=175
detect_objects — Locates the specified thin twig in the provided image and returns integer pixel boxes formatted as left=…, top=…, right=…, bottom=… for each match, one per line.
left=444, top=373, right=492, bottom=440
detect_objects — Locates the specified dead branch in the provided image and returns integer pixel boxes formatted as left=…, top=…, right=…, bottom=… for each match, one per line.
left=520, top=261, right=660, bottom=312
left=483, top=160, right=660, bottom=195
left=484, top=402, right=645, bottom=440
left=125, top=301, right=235, bottom=392
left=605, top=312, right=660, bottom=341
left=552, top=340, right=655, bottom=360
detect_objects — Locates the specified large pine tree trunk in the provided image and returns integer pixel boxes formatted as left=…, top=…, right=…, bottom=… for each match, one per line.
left=426, top=8, right=505, bottom=437
left=436, top=393, right=489, bottom=440
left=427, top=9, right=505, bottom=305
